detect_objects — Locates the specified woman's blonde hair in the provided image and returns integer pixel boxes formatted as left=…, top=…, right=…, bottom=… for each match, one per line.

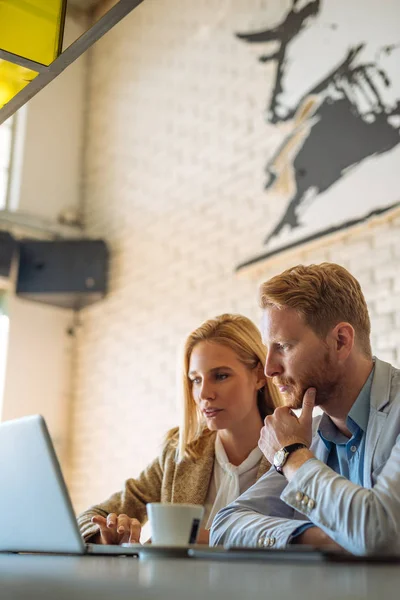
left=170, top=313, right=281, bottom=461
left=259, top=263, right=372, bottom=356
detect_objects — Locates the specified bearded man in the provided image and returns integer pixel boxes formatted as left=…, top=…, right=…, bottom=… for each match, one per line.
left=210, top=263, right=400, bottom=555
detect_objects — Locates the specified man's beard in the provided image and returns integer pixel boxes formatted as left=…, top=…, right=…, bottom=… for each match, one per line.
left=274, top=350, right=339, bottom=409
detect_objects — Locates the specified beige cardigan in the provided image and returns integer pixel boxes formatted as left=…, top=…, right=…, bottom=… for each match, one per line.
left=78, top=428, right=271, bottom=541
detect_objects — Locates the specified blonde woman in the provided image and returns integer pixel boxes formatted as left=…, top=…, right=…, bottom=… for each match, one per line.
left=78, top=314, right=281, bottom=545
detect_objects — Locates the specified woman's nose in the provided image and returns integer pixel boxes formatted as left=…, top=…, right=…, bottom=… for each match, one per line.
left=199, top=381, right=216, bottom=400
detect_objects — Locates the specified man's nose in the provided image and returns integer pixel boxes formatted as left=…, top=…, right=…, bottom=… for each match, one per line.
left=264, top=352, right=282, bottom=378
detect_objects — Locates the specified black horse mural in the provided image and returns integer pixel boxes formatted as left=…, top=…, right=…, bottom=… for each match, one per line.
left=236, top=0, right=400, bottom=266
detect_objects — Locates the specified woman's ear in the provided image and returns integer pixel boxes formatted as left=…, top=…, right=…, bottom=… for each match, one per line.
left=255, top=362, right=266, bottom=390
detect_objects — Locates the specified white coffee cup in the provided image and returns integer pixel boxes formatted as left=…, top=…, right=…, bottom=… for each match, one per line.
left=147, top=503, right=204, bottom=546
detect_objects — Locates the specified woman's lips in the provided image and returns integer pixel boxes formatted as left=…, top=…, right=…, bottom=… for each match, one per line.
left=203, top=408, right=222, bottom=418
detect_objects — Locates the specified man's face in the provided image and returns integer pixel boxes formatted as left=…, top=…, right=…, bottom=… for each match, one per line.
left=261, top=306, right=340, bottom=409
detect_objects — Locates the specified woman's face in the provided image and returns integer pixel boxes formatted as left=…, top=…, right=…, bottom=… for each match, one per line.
left=188, top=341, right=264, bottom=432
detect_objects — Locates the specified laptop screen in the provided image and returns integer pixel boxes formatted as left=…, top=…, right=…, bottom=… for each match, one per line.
left=0, top=415, right=85, bottom=554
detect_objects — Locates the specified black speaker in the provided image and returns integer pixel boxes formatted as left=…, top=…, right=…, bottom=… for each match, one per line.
left=16, top=239, right=109, bottom=310
left=0, top=231, right=17, bottom=278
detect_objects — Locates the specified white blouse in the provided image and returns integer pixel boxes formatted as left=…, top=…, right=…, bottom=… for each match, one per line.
left=203, top=435, right=263, bottom=529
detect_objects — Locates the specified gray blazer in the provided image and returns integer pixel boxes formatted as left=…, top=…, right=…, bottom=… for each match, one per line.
left=210, top=357, right=400, bottom=556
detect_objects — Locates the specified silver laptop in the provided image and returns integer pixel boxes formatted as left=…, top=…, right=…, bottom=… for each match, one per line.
left=0, top=414, right=139, bottom=556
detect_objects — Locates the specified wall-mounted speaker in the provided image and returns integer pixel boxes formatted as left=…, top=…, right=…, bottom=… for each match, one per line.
left=0, top=231, right=17, bottom=278
left=16, top=239, right=109, bottom=310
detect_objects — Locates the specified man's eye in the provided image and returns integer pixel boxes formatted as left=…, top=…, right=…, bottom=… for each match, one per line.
left=278, top=343, right=290, bottom=351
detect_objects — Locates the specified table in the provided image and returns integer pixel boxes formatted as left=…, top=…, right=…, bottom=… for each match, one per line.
left=0, top=553, right=399, bottom=600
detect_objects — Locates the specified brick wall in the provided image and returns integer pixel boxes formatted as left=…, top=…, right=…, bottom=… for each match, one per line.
left=68, top=0, right=400, bottom=512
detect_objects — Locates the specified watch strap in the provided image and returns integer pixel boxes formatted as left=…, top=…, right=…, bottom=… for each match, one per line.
left=274, top=442, right=308, bottom=475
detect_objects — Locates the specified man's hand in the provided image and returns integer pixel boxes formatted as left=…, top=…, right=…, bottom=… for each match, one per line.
left=293, top=526, right=345, bottom=552
left=258, top=388, right=316, bottom=464
left=91, top=513, right=141, bottom=545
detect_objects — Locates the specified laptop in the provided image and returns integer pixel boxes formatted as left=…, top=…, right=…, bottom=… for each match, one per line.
left=0, top=414, right=140, bottom=556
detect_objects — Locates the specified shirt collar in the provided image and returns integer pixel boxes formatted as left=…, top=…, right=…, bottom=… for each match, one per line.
left=318, top=364, right=375, bottom=446
left=214, top=434, right=262, bottom=475
left=347, top=365, right=374, bottom=432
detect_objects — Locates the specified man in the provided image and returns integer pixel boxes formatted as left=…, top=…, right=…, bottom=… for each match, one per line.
left=210, top=263, right=400, bottom=555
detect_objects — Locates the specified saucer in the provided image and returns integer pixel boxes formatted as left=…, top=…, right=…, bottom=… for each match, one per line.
left=121, top=543, right=203, bottom=558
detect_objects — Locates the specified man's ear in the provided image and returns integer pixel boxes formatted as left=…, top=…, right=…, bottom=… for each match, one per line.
left=330, top=322, right=354, bottom=360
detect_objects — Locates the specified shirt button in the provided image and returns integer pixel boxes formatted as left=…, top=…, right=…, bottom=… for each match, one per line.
left=295, top=491, right=304, bottom=502
left=269, top=537, right=276, bottom=547
left=350, top=445, right=357, bottom=453
left=308, top=499, right=315, bottom=510
left=258, top=536, right=265, bottom=548
left=301, top=495, right=309, bottom=505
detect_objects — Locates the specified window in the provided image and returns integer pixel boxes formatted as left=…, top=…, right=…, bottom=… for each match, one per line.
left=0, top=292, right=9, bottom=420
left=0, top=116, right=14, bottom=418
left=0, top=115, right=14, bottom=210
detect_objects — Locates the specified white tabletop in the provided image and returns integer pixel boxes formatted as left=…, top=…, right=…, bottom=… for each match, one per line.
left=1, top=553, right=399, bottom=600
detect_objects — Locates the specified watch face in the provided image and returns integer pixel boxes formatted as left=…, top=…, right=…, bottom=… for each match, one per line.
left=274, top=449, right=287, bottom=468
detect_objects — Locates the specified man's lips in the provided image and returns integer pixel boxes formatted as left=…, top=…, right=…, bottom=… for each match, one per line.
left=273, top=381, right=292, bottom=393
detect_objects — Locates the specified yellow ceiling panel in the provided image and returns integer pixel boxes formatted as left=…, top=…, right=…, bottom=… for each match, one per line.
left=0, top=0, right=66, bottom=66
left=0, top=58, right=38, bottom=108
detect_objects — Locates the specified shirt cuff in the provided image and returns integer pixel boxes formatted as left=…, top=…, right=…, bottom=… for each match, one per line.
left=289, top=523, right=316, bottom=544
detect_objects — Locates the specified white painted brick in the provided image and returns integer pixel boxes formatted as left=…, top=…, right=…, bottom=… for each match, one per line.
left=373, top=265, right=397, bottom=283
left=373, top=348, right=397, bottom=364
left=372, top=226, right=399, bottom=249
left=67, top=0, right=400, bottom=513
left=345, top=240, right=373, bottom=258
left=391, top=242, right=400, bottom=259
left=363, top=281, right=393, bottom=302
left=375, top=331, right=400, bottom=351
left=374, top=294, right=400, bottom=316
left=370, top=314, right=395, bottom=337
left=352, top=269, right=374, bottom=289
left=349, top=247, right=392, bottom=274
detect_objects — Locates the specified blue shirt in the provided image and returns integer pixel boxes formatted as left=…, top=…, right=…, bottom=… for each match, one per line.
left=318, top=367, right=373, bottom=486
left=291, top=366, right=374, bottom=541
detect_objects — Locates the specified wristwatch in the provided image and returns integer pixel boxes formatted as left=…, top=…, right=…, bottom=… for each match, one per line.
left=273, top=443, right=308, bottom=475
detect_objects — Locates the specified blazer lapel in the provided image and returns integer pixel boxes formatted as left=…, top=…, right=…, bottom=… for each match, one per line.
left=171, top=433, right=215, bottom=505
left=363, top=358, right=391, bottom=487
left=363, top=410, right=387, bottom=488
left=308, top=414, right=330, bottom=463
left=313, top=436, right=330, bottom=463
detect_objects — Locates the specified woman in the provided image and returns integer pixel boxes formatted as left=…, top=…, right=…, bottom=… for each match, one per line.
left=78, top=313, right=281, bottom=545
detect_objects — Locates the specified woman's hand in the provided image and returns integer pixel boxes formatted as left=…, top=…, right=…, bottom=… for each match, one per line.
left=196, top=528, right=210, bottom=545
left=91, top=513, right=141, bottom=545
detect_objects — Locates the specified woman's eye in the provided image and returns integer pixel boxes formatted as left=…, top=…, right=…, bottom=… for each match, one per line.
left=216, top=373, right=228, bottom=380
left=192, top=377, right=201, bottom=385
